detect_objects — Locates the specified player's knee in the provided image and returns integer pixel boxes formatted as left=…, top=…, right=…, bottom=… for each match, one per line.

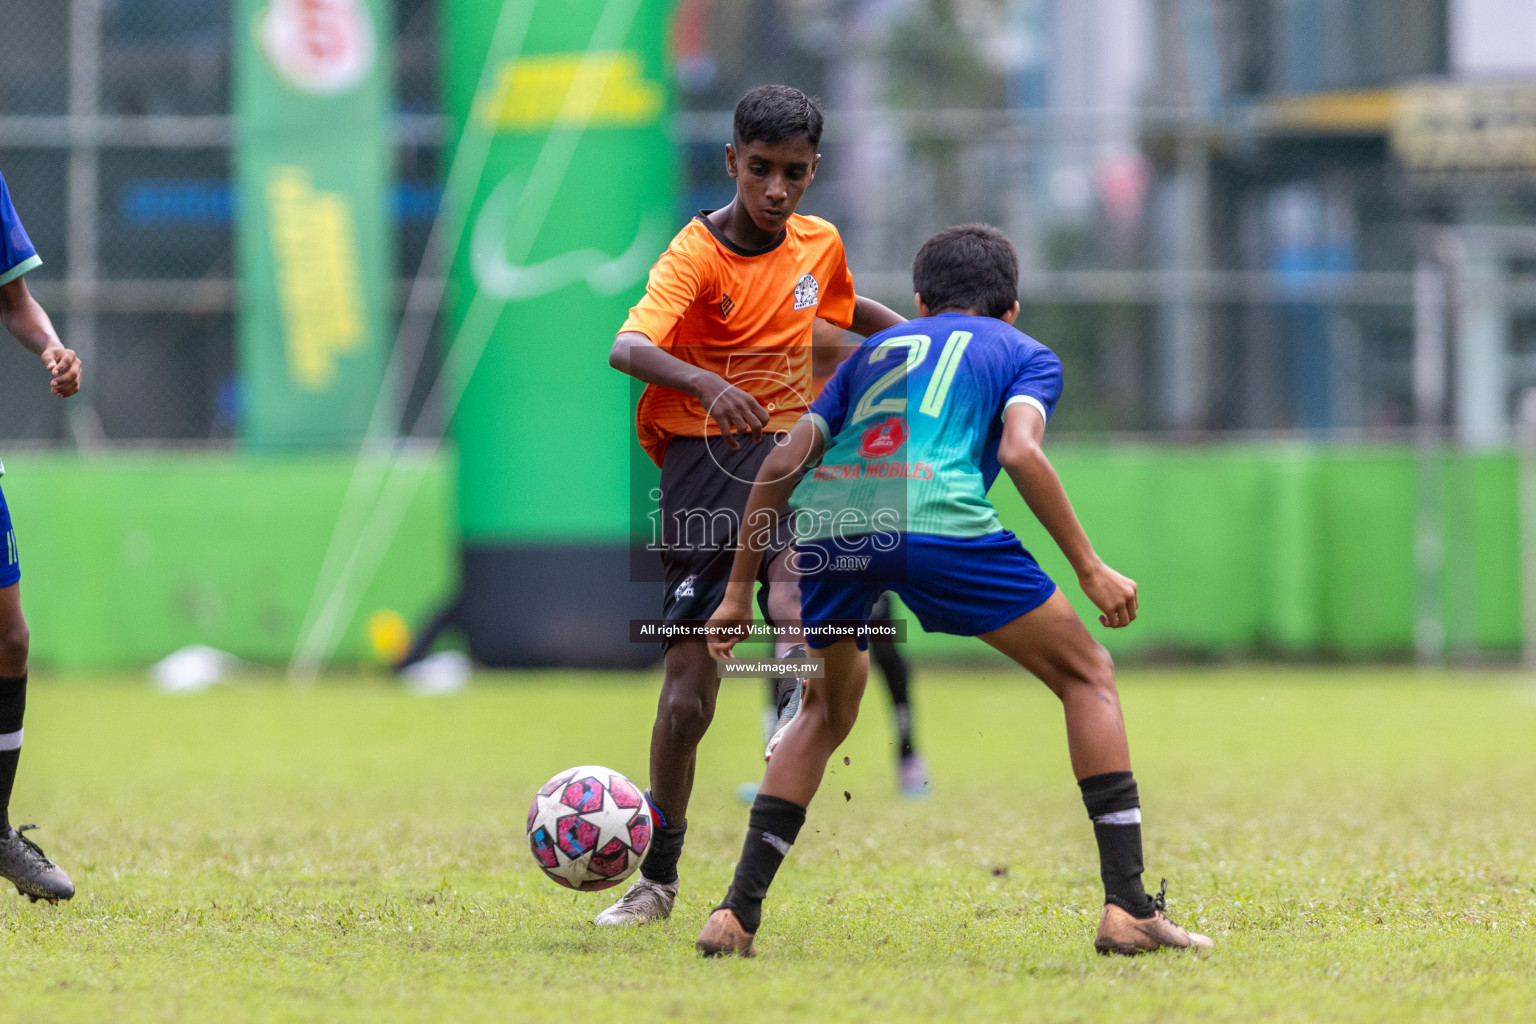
left=659, top=688, right=714, bottom=744
left=825, top=700, right=859, bottom=744
left=1048, top=641, right=1115, bottom=698
left=764, top=586, right=799, bottom=628
left=1061, top=642, right=1115, bottom=694
left=803, top=690, right=859, bottom=745
left=0, top=621, right=27, bottom=675
left=1086, top=642, right=1115, bottom=688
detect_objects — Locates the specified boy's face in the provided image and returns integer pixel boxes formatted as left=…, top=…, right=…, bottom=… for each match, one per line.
left=725, top=137, right=819, bottom=234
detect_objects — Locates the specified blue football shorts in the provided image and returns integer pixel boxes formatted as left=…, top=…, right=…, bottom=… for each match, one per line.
left=796, top=530, right=1057, bottom=650
left=0, top=484, right=17, bottom=589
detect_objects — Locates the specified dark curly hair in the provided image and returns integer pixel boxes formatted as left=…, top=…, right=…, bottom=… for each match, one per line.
left=912, top=224, right=1019, bottom=318
left=733, top=84, right=824, bottom=149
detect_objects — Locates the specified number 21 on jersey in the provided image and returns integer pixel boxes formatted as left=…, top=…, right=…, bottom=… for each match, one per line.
left=850, top=330, right=972, bottom=424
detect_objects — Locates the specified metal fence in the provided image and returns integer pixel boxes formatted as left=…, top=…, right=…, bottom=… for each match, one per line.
left=0, top=0, right=442, bottom=444
left=2, top=0, right=1534, bottom=445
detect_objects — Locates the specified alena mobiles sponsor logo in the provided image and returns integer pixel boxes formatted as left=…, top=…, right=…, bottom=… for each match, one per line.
left=812, top=461, right=933, bottom=481
left=259, top=0, right=377, bottom=96
left=858, top=417, right=908, bottom=459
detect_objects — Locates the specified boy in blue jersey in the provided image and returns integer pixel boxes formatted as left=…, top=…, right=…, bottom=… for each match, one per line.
left=0, top=170, right=82, bottom=904
left=697, top=224, right=1209, bottom=957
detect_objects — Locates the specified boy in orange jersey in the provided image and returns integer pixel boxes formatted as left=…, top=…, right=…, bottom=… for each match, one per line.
left=601, top=84, right=903, bottom=926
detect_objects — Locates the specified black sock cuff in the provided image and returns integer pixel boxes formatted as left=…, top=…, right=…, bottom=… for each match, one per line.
left=771, top=676, right=799, bottom=714
left=748, top=794, right=806, bottom=846
left=1105, top=893, right=1157, bottom=918
left=719, top=892, right=763, bottom=935
left=639, top=818, right=687, bottom=885
left=1078, top=770, right=1139, bottom=818
left=0, top=675, right=25, bottom=735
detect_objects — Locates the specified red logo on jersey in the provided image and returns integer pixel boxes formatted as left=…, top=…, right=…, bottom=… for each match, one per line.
left=858, top=417, right=908, bottom=459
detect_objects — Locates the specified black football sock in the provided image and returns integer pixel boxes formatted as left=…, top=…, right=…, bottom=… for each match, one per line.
left=719, top=793, right=806, bottom=934
left=871, top=640, right=914, bottom=758
left=1078, top=770, right=1154, bottom=918
left=892, top=705, right=915, bottom=760
left=770, top=676, right=797, bottom=718
left=0, top=675, right=25, bottom=831
left=770, top=644, right=808, bottom=718
left=639, top=789, right=687, bottom=885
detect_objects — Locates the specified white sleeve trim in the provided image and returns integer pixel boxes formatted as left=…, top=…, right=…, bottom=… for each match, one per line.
left=1003, top=394, right=1049, bottom=424
left=805, top=412, right=833, bottom=444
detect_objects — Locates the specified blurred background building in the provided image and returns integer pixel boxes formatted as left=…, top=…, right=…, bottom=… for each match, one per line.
left=5, top=0, right=1536, bottom=443
left=0, top=0, right=1531, bottom=668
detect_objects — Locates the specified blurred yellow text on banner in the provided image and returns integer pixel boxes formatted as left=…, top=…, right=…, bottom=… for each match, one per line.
left=234, top=0, right=395, bottom=448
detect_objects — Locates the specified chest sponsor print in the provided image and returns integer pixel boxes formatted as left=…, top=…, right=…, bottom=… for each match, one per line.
left=858, top=417, right=908, bottom=458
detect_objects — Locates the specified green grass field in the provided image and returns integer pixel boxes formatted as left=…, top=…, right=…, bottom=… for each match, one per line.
left=1, top=666, right=1533, bottom=1022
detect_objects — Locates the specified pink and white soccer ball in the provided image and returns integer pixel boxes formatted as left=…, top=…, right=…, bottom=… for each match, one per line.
left=526, top=765, right=653, bottom=891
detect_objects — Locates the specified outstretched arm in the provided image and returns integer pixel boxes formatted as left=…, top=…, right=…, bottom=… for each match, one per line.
left=996, top=403, right=1137, bottom=628
left=609, top=331, right=768, bottom=448
left=848, top=295, right=904, bottom=337
left=705, top=417, right=825, bottom=657
left=0, top=277, right=80, bottom=397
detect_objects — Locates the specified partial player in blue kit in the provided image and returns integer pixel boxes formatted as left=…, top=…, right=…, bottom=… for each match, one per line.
left=698, top=224, right=1210, bottom=958
left=0, top=169, right=82, bottom=903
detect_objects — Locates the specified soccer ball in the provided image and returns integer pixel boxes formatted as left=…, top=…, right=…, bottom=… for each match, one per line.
left=526, top=765, right=653, bottom=891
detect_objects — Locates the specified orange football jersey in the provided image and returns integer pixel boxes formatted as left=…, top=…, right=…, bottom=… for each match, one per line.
left=621, top=212, right=857, bottom=465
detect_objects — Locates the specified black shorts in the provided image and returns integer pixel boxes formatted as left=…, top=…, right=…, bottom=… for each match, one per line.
left=657, top=435, right=794, bottom=629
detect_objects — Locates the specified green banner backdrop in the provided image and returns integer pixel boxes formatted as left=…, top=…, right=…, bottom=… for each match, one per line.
left=441, top=0, right=675, bottom=666
left=234, top=0, right=394, bottom=449
left=0, top=445, right=1520, bottom=670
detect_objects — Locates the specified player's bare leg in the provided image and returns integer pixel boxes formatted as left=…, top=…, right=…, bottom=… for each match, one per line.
left=699, top=640, right=867, bottom=955
left=740, top=550, right=811, bottom=803
left=595, top=640, right=718, bottom=925
left=647, top=640, right=722, bottom=827
left=980, top=590, right=1209, bottom=954
left=978, top=590, right=1129, bottom=778
left=0, top=584, right=72, bottom=904
left=758, top=640, right=866, bottom=806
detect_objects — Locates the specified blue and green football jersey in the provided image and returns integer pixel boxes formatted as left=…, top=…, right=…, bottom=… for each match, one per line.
left=791, top=312, right=1062, bottom=541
